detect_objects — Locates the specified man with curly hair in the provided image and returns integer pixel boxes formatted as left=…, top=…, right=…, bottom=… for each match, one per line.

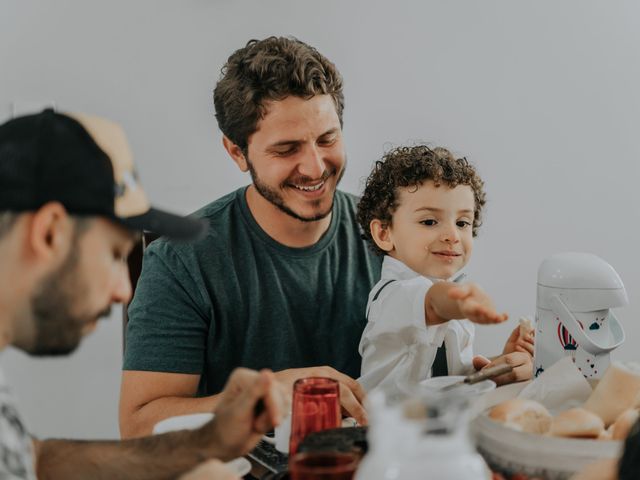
left=356, top=145, right=534, bottom=399
left=120, top=37, right=382, bottom=436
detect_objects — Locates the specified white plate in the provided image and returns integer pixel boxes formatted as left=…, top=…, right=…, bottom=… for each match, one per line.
left=152, top=413, right=214, bottom=434
left=418, top=375, right=496, bottom=396
left=152, top=413, right=251, bottom=477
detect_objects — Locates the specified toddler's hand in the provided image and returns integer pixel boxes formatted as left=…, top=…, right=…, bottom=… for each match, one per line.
left=472, top=352, right=533, bottom=385
left=502, top=325, right=535, bottom=356
left=447, top=283, right=508, bottom=325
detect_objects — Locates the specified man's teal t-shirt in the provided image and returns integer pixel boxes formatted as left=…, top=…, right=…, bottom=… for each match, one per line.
left=123, top=187, right=382, bottom=395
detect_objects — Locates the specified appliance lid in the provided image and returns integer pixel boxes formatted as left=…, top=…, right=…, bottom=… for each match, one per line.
left=537, top=252, right=625, bottom=290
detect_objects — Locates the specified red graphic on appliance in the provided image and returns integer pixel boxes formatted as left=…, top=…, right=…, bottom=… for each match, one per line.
left=557, top=320, right=584, bottom=350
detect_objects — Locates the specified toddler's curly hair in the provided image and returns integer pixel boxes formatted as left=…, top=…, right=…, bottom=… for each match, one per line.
left=357, top=145, right=486, bottom=256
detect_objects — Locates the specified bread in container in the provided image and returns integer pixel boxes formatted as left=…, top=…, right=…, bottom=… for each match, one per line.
left=488, top=398, right=552, bottom=434
left=549, top=407, right=604, bottom=438
left=611, top=408, right=639, bottom=441
left=583, top=362, right=640, bottom=426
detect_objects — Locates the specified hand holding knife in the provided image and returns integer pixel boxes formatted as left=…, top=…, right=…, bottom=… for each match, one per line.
left=442, top=363, right=514, bottom=391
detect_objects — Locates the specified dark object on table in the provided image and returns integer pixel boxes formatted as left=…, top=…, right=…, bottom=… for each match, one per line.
left=298, top=426, right=368, bottom=455
left=249, top=438, right=289, bottom=474
left=261, top=472, right=289, bottom=480
left=254, top=427, right=369, bottom=479
left=619, top=418, right=640, bottom=479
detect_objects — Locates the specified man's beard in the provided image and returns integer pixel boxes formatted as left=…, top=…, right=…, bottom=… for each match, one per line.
left=28, top=239, right=110, bottom=356
left=247, top=157, right=345, bottom=223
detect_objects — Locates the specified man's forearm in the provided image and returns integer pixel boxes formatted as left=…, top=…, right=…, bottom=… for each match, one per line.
left=121, top=395, right=220, bottom=439
left=37, top=422, right=228, bottom=480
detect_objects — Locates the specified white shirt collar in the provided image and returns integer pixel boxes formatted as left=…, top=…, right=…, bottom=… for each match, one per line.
left=381, top=255, right=463, bottom=283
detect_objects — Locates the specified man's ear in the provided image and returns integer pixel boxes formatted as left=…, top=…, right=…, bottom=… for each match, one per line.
left=370, top=219, right=394, bottom=253
left=28, top=202, right=73, bottom=263
left=222, top=136, right=249, bottom=172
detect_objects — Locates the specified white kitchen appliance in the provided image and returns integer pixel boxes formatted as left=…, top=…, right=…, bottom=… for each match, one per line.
left=534, top=252, right=627, bottom=380
left=355, top=388, right=490, bottom=480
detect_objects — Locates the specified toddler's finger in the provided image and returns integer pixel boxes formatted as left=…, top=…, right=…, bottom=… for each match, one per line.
left=519, top=340, right=535, bottom=355
left=472, top=355, right=491, bottom=371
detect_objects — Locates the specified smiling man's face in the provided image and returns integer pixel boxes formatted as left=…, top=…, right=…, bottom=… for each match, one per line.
left=383, top=180, right=475, bottom=279
left=243, top=94, right=346, bottom=223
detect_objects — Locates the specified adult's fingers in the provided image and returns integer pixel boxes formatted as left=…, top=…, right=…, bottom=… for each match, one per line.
left=338, top=382, right=368, bottom=426
left=258, top=370, right=288, bottom=429
left=275, top=366, right=367, bottom=424
left=312, top=367, right=367, bottom=406
left=334, top=371, right=367, bottom=406
left=223, top=367, right=259, bottom=400
left=224, top=368, right=285, bottom=427
left=231, top=370, right=276, bottom=434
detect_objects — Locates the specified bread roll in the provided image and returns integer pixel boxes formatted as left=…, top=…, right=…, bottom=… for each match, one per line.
left=519, top=317, right=534, bottom=338
left=583, top=362, right=640, bottom=426
left=549, top=408, right=604, bottom=438
left=488, top=398, right=552, bottom=434
left=612, top=408, right=640, bottom=441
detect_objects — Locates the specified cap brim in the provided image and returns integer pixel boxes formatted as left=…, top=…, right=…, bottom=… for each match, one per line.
left=118, top=208, right=207, bottom=241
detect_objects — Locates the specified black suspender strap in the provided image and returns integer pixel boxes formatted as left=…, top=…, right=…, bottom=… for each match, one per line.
left=366, top=279, right=396, bottom=320
left=367, top=277, right=449, bottom=377
left=432, top=342, right=448, bottom=377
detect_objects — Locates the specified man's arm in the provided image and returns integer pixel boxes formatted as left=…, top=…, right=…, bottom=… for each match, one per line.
left=120, top=366, right=368, bottom=438
left=36, top=427, right=224, bottom=480
left=119, top=371, right=219, bottom=438
left=43, top=368, right=285, bottom=480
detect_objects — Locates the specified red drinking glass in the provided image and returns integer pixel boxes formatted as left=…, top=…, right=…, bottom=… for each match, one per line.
left=289, top=451, right=360, bottom=480
left=289, top=377, right=341, bottom=456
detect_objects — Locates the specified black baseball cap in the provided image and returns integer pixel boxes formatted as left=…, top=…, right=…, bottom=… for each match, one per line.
left=0, top=109, right=206, bottom=240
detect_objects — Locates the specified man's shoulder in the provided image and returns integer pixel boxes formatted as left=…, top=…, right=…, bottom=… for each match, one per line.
left=334, top=190, right=359, bottom=210
left=332, top=190, right=362, bottom=228
left=193, top=188, right=244, bottom=223
left=147, top=188, right=245, bottom=259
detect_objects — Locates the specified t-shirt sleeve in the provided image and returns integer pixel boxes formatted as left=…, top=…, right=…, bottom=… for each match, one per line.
left=123, top=241, right=210, bottom=374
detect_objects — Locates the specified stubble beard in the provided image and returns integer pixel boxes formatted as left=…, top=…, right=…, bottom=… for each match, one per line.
left=29, top=238, right=111, bottom=356
left=247, top=157, right=346, bottom=223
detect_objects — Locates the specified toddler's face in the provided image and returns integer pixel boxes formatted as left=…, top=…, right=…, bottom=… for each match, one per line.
left=382, top=180, right=475, bottom=279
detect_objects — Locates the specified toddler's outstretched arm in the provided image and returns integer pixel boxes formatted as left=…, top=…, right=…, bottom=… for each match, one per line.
left=424, top=282, right=508, bottom=326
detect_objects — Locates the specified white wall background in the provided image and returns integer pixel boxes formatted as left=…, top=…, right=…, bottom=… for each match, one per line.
left=1, top=0, right=638, bottom=439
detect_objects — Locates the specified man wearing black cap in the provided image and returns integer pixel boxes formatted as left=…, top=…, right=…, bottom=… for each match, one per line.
left=0, top=109, right=287, bottom=479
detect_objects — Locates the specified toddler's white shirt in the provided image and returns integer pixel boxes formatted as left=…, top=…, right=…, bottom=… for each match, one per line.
left=358, top=256, right=475, bottom=400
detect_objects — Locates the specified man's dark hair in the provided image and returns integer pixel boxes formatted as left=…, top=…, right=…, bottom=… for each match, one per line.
left=213, top=36, right=344, bottom=154
left=357, top=145, right=487, bottom=256
left=0, top=211, right=18, bottom=239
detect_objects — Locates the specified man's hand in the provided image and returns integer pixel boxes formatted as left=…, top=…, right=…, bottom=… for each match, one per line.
left=502, top=326, right=535, bottom=356
left=205, top=368, right=289, bottom=460
left=274, top=367, right=368, bottom=425
left=472, top=352, right=533, bottom=386
left=178, top=459, right=240, bottom=480
left=447, top=283, right=509, bottom=325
